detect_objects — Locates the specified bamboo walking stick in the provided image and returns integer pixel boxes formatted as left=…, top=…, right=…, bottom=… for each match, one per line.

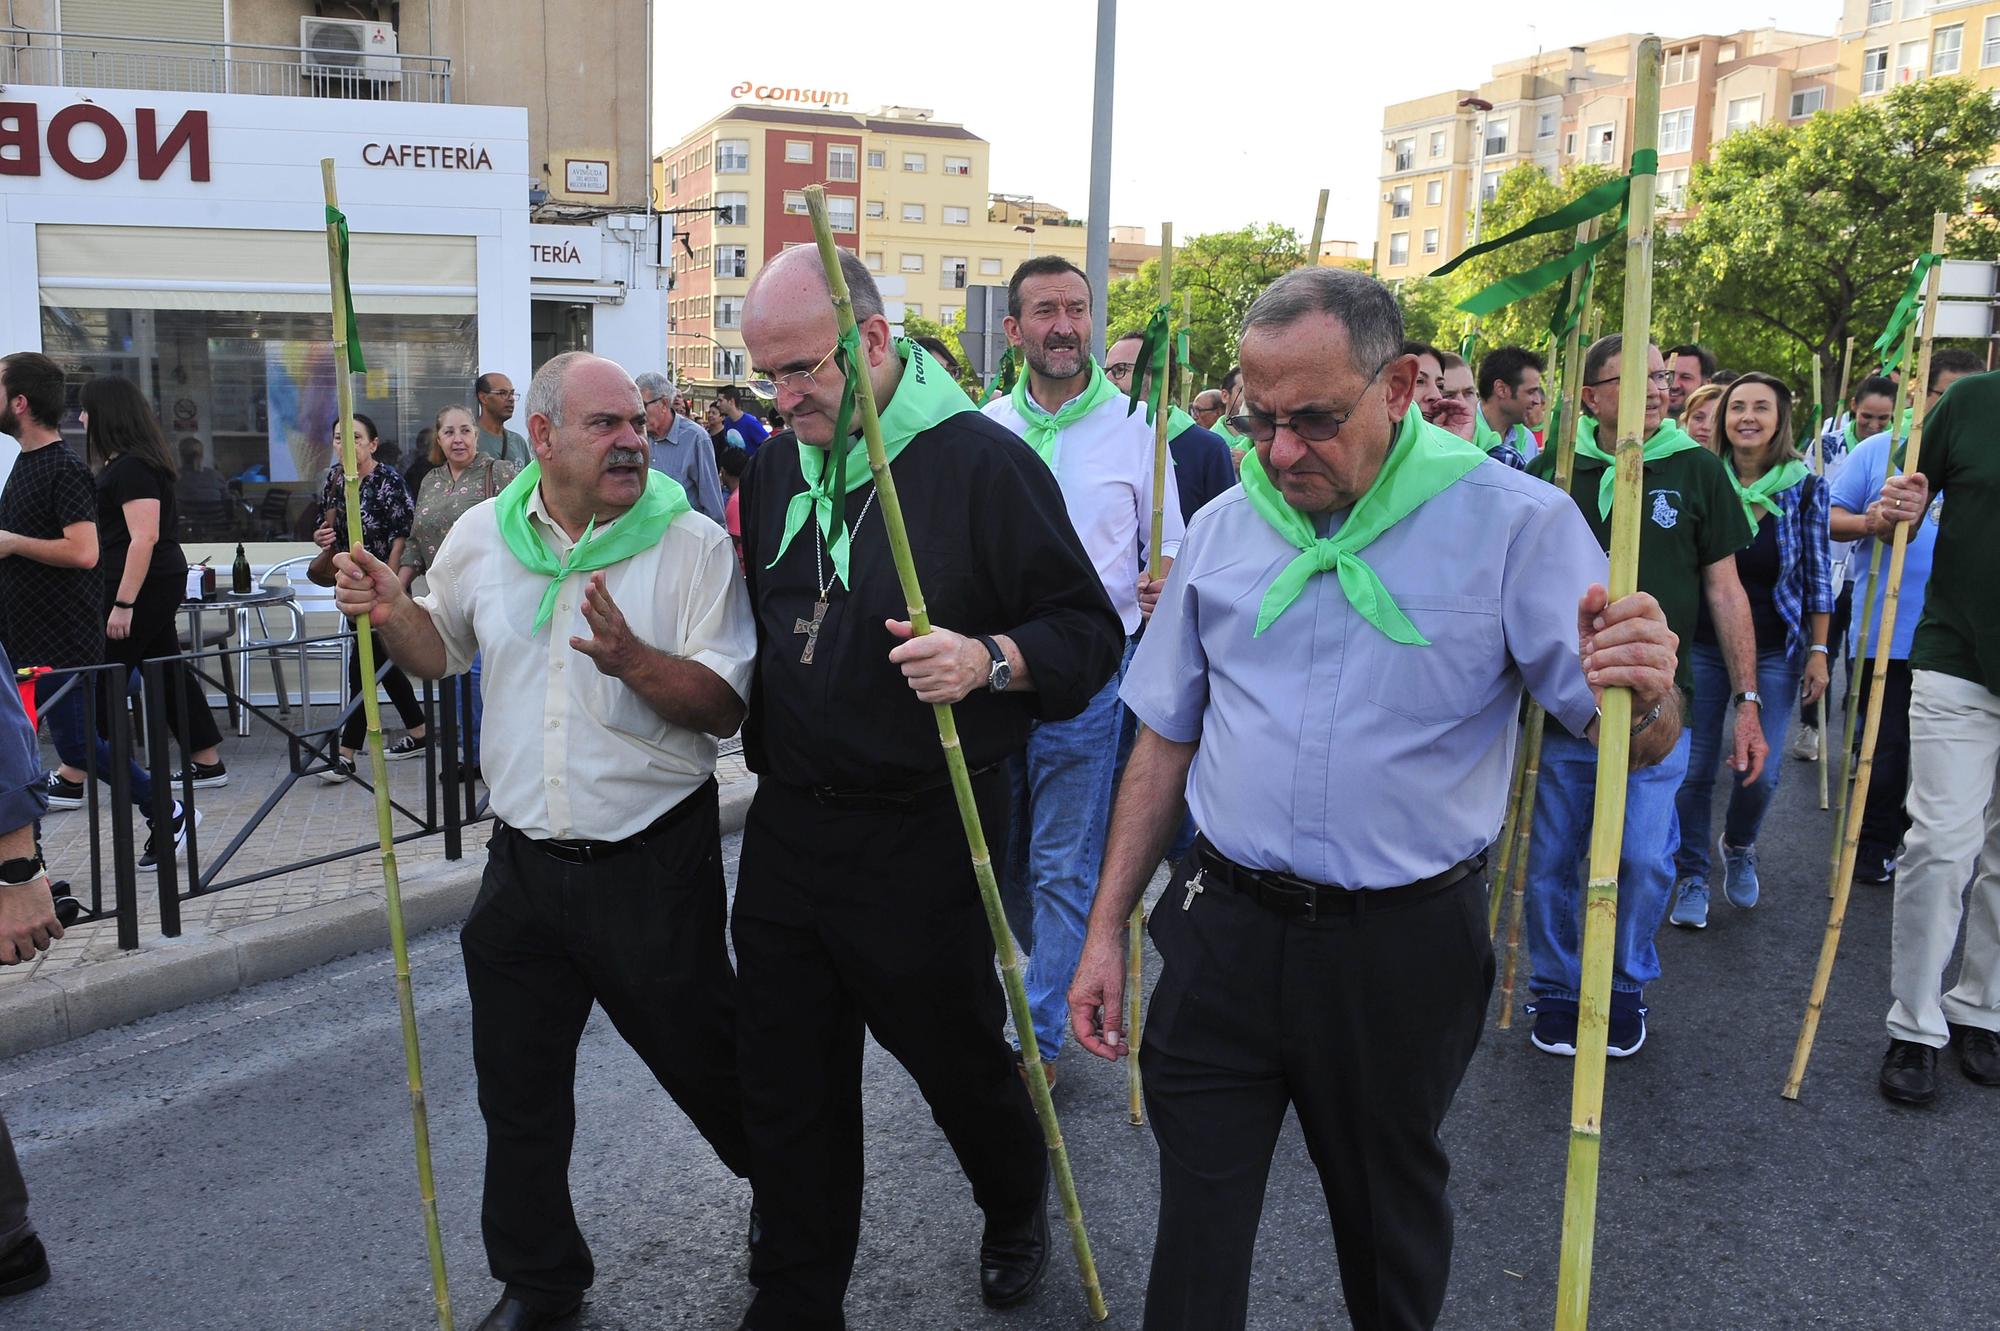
left=1488, top=738, right=1533, bottom=936
left=1177, top=291, right=1194, bottom=413
left=1827, top=325, right=1917, bottom=897
left=1784, top=213, right=1950, bottom=1100
left=1554, top=39, right=1660, bottom=1330
left=321, top=159, right=455, bottom=1331
left=1305, top=189, right=1330, bottom=269
left=1821, top=335, right=1856, bottom=782
left=1127, top=223, right=1175, bottom=1128
left=1811, top=353, right=1830, bottom=812
left=802, top=187, right=1108, bottom=1320
left=1495, top=217, right=1600, bottom=1030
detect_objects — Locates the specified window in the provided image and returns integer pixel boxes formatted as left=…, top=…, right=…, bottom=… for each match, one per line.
left=1867, top=0, right=1890, bottom=21
left=785, top=140, right=811, bottom=163
left=944, top=156, right=971, bottom=176
left=828, top=145, right=858, bottom=181
left=1481, top=169, right=1501, bottom=202
left=1538, top=110, right=1556, bottom=139
left=865, top=251, right=883, bottom=271
left=1565, top=132, right=1577, bottom=155
left=979, top=257, right=1003, bottom=275
left=1659, top=108, right=1693, bottom=153
left=1657, top=167, right=1690, bottom=210
left=1429, top=129, right=1446, bottom=158
left=903, top=152, right=926, bottom=172
left=1388, top=232, right=1410, bottom=266
left=1902, top=0, right=1926, bottom=16
left=1725, top=96, right=1761, bottom=136
left=783, top=190, right=808, bottom=215
left=943, top=256, right=968, bottom=288
left=904, top=303, right=922, bottom=317
left=944, top=205, right=970, bottom=225
left=865, top=199, right=885, bottom=219
left=1665, top=48, right=1700, bottom=84
left=1426, top=178, right=1442, bottom=206
left=1484, top=120, right=1509, bottom=156
left=1585, top=122, right=1616, bottom=164
left=1789, top=87, right=1826, bottom=118
left=940, top=306, right=958, bottom=323
left=827, top=195, right=856, bottom=232
left=1392, top=137, right=1414, bottom=172
left=716, top=192, right=749, bottom=225
left=715, top=296, right=743, bottom=330
left=1390, top=184, right=1412, bottom=219
left=714, top=348, right=746, bottom=380
left=1422, top=228, right=1439, bottom=255
left=867, top=149, right=885, bottom=169
left=902, top=202, right=925, bottom=223
left=718, top=139, right=749, bottom=173
left=901, top=253, right=924, bottom=272
left=1719, top=42, right=1738, bottom=62
left=717, top=246, right=748, bottom=278
left=1863, top=46, right=1889, bottom=94
left=1935, top=25, right=1964, bottom=75
left=1986, top=16, right=2000, bottom=66
left=1897, top=39, right=1928, bottom=83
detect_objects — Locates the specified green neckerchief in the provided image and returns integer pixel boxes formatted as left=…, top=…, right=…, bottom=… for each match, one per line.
left=1238, top=408, right=1485, bottom=642
left=1218, top=419, right=1253, bottom=453
left=1010, top=359, right=1121, bottom=468
left=1166, top=405, right=1195, bottom=440
left=1726, top=457, right=1810, bottom=532
left=1572, top=416, right=1703, bottom=520
left=1843, top=420, right=1859, bottom=453
left=494, top=463, right=690, bottom=635
left=767, top=339, right=972, bottom=590
left=1472, top=409, right=1525, bottom=457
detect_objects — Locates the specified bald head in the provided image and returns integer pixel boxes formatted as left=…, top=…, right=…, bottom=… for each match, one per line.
left=745, top=244, right=884, bottom=325
left=742, top=246, right=900, bottom=448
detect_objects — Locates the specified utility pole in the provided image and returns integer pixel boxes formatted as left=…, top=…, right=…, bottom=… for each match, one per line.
left=1461, top=95, right=1495, bottom=250
left=1086, top=0, right=1116, bottom=361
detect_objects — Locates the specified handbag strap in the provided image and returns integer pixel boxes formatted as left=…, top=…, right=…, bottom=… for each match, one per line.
left=481, top=458, right=498, bottom=499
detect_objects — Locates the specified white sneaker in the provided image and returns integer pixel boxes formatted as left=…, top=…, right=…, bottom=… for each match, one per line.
left=1789, top=723, right=1820, bottom=762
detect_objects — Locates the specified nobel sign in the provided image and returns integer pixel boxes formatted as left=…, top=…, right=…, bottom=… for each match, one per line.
left=729, top=80, right=850, bottom=107
left=0, top=102, right=210, bottom=181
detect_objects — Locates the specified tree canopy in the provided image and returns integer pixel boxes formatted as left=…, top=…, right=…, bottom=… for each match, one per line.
left=1104, top=223, right=1307, bottom=391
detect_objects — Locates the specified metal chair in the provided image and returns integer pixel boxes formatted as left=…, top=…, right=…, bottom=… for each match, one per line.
left=237, top=556, right=350, bottom=736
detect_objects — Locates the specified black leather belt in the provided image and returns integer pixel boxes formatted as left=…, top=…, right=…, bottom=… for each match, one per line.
left=1193, top=835, right=1482, bottom=923
left=513, top=778, right=716, bottom=865
left=798, top=762, right=999, bottom=812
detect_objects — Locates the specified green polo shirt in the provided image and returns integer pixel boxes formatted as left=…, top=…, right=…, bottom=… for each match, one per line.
left=477, top=425, right=531, bottom=466
left=1529, top=437, right=1753, bottom=702
left=1912, top=371, right=2000, bottom=696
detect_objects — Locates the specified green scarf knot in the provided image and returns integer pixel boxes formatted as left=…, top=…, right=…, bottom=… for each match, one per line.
left=1572, top=416, right=1702, bottom=520
left=494, top=463, right=691, bottom=635
left=1727, top=458, right=1810, bottom=532
left=1010, top=357, right=1121, bottom=468
left=1239, top=407, right=1485, bottom=642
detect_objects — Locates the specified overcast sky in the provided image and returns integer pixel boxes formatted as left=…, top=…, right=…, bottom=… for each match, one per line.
left=657, top=1, right=1839, bottom=248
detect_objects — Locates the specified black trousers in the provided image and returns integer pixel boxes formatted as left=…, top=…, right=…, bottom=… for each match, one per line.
left=1140, top=868, right=1494, bottom=1331
left=102, top=582, right=223, bottom=754
left=1850, top=658, right=1915, bottom=861
left=731, top=772, right=1045, bottom=1330
left=340, top=636, right=425, bottom=750
left=459, top=779, right=748, bottom=1309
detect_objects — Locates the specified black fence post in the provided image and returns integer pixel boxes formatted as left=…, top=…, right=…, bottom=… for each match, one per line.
left=106, top=678, right=140, bottom=952
left=142, top=660, right=182, bottom=938
left=437, top=677, right=462, bottom=861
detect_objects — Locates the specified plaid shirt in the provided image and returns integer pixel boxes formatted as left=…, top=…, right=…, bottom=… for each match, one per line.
left=1486, top=441, right=1531, bottom=471
left=1767, top=471, right=1836, bottom=660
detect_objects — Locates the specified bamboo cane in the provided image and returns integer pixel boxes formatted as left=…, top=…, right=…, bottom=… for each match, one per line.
left=1488, top=737, right=1533, bottom=936
left=1811, top=353, right=1830, bottom=811
left=1495, top=217, right=1600, bottom=1030
left=1784, top=213, right=1950, bottom=1101
left=1305, top=189, right=1329, bottom=269
left=321, top=159, right=455, bottom=1331
left=802, top=186, right=1107, bottom=1320
left=1821, top=336, right=1856, bottom=789
left=1554, top=38, right=1660, bottom=1331
left=1177, top=291, right=1194, bottom=413
left=1827, top=323, right=1917, bottom=897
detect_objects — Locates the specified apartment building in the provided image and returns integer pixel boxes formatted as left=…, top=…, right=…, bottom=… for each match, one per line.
left=656, top=101, right=1085, bottom=390
left=1837, top=0, right=2000, bottom=178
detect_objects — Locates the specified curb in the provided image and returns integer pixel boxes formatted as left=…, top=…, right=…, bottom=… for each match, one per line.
left=0, top=776, right=757, bottom=1060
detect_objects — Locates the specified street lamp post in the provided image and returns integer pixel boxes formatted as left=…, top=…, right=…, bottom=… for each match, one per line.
left=1460, top=95, right=1495, bottom=249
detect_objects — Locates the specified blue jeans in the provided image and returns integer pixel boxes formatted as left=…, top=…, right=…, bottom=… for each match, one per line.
left=467, top=651, right=485, bottom=765
left=1524, top=727, right=1692, bottom=1005
left=1001, top=652, right=1129, bottom=1059
left=36, top=670, right=153, bottom=808
left=1674, top=642, right=1801, bottom=882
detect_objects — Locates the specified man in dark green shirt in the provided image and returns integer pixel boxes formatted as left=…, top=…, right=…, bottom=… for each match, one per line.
left=1520, top=335, right=1764, bottom=1059
left=1875, top=369, right=2000, bottom=1105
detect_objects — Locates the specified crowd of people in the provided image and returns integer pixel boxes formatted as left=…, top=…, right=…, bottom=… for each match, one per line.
left=0, top=248, right=1995, bottom=1331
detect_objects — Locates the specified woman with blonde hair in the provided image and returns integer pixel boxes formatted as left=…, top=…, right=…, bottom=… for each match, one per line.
left=1681, top=381, right=1726, bottom=452
left=1670, top=371, right=1834, bottom=928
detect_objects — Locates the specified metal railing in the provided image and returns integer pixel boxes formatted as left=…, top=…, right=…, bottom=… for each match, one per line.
left=0, top=30, right=453, bottom=104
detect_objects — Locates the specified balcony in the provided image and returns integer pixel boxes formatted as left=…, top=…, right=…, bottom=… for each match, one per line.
left=0, top=31, right=452, bottom=104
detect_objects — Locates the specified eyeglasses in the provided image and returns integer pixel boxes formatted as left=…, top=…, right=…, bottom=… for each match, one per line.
left=481, top=388, right=517, bottom=398
left=1104, top=361, right=1138, bottom=380
left=1586, top=371, right=1673, bottom=388
left=642, top=397, right=670, bottom=409
left=749, top=342, right=839, bottom=399
left=1227, top=361, right=1391, bottom=444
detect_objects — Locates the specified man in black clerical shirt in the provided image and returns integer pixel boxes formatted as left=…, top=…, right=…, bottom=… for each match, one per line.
left=733, top=247, right=1122, bottom=1331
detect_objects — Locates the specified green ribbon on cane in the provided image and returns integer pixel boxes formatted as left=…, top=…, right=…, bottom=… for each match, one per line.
left=324, top=206, right=367, bottom=372
left=979, top=344, right=1020, bottom=406
left=1872, top=252, right=1943, bottom=375
left=1123, top=300, right=1174, bottom=427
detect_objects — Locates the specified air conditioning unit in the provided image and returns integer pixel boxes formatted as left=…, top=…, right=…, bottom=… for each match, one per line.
left=301, top=17, right=403, bottom=84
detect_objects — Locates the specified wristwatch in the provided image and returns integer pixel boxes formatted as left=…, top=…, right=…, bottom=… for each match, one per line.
left=0, top=856, right=48, bottom=887
left=976, top=635, right=1011, bottom=693
left=1733, top=691, right=1763, bottom=710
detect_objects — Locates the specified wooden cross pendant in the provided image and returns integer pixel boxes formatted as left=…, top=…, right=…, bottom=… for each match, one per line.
left=794, top=599, right=829, bottom=665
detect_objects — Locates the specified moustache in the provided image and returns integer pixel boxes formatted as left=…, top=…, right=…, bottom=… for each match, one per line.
left=605, top=448, right=646, bottom=470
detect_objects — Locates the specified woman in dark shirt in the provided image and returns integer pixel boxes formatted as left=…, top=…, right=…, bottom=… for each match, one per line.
left=1671, top=372, right=1834, bottom=928
left=306, top=412, right=426, bottom=782
left=82, top=376, right=226, bottom=853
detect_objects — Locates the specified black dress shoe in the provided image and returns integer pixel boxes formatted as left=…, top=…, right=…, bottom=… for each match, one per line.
left=474, top=1292, right=582, bottom=1330
left=1949, top=1023, right=2000, bottom=1086
left=0, top=1234, right=50, bottom=1298
left=979, top=1177, right=1050, bottom=1308
left=1879, top=1039, right=1939, bottom=1106
left=747, top=1202, right=763, bottom=1255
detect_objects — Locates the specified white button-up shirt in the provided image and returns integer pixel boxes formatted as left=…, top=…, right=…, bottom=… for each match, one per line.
left=416, top=485, right=755, bottom=841
left=983, top=387, right=1184, bottom=634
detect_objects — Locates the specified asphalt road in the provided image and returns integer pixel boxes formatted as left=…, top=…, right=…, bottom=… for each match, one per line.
left=4, top=749, right=1994, bottom=1331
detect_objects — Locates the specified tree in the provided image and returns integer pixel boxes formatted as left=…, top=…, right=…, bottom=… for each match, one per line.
left=1390, top=275, right=1457, bottom=349
left=1104, top=223, right=1306, bottom=390
left=1663, top=76, right=2000, bottom=407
